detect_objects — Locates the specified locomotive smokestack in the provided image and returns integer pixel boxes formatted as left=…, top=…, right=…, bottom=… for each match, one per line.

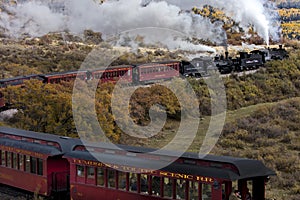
left=239, top=52, right=246, bottom=59
left=279, top=44, right=283, bottom=49
left=225, top=51, right=229, bottom=60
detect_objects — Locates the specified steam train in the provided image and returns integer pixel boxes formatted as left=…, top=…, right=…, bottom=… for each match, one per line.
left=0, top=45, right=289, bottom=110
left=0, top=126, right=275, bottom=200
left=214, top=45, right=289, bottom=74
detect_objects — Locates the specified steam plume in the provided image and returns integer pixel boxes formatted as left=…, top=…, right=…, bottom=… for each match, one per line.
left=0, top=0, right=224, bottom=50
left=0, top=0, right=281, bottom=48
left=160, top=0, right=281, bottom=45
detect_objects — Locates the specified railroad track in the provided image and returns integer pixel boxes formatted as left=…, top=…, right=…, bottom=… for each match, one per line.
left=0, top=184, right=33, bottom=200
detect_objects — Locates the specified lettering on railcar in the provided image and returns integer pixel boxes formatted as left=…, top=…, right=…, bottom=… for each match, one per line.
left=72, top=159, right=214, bottom=183
left=0, top=145, right=44, bottom=158
left=159, top=172, right=214, bottom=183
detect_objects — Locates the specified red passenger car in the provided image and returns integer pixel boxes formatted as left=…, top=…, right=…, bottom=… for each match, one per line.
left=64, top=144, right=275, bottom=200
left=90, top=65, right=134, bottom=84
left=0, top=92, right=5, bottom=109
left=0, top=127, right=276, bottom=200
left=40, top=70, right=88, bottom=84
left=0, top=127, right=81, bottom=198
left=0, top=75, right=42, bottom=110
left=136, top=61, right=180, bottom=83
left=0, top=75, right=42, bottom=88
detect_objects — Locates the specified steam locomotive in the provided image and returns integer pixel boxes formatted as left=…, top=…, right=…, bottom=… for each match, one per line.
left=213, top=45, right=288, bottom=74
left=0, top=45, right=289, bottom=110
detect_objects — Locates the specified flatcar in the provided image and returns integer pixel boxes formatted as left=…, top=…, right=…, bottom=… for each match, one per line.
left=0, top=126, right=275, bottom=200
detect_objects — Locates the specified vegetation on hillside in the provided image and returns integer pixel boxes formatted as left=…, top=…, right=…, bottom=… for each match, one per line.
left=212, top=98, right=300, bottom=199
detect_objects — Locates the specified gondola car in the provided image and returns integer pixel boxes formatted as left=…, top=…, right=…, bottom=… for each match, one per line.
left=0, top=126, right=276, bottom=200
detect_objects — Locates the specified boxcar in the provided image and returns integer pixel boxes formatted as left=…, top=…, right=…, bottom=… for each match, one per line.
left=0, top=127, right=81, bottom=198
left=136, top=61, right=180, bottom=83
left=64, top=143, right=275, bottom=200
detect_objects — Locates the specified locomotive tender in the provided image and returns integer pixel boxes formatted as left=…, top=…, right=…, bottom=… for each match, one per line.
left=0, top=126, right=275, bottom=200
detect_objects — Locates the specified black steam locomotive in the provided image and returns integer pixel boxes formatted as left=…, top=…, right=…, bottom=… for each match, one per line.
left=211, top=45, right=289, bottom=75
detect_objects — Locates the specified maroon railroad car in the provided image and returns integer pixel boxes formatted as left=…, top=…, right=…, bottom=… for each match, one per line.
left=136, top=61, right=180, bottom=83
left=0, top=75, right=42, bottom=110
left=0, top=75, right=42, bottom=88
left=0, top=127, right=276, bottom=200
left=40, top=70, right=88, bottom=84
left=90, top=65, right=134, bottom=84
left=0, top=92, right=5, bottom=109
left=0, top=127, right=81, bottom=198
left=64, top=143, right=275, bottom=200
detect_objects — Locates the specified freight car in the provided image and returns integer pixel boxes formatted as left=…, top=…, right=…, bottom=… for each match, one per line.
left=0, top=126, right=275, bottom=200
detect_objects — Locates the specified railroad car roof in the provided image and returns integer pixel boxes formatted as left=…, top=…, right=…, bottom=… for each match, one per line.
left=40, top=70, right=88, bottom=78
left=0, top=75, right=41, bottom=83
left=0, top=126, right=82, bottom=153
left=137, top=61, right=180, bottom=67
left=0, top=127, right=275, bottom=180
left=89, top=65, right=134, bottom=71
left=0, top=137, right=62, bottom=156
left=65, top=143, right=275, bottom=181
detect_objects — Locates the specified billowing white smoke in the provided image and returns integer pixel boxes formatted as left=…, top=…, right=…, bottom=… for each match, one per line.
left=0, top=0, right=280, bottom=47
left=115, top=28, right=216, bottom=52
left=160, top=0, right=281, bottom=45
left=0, top=0, right=225, bottom=52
